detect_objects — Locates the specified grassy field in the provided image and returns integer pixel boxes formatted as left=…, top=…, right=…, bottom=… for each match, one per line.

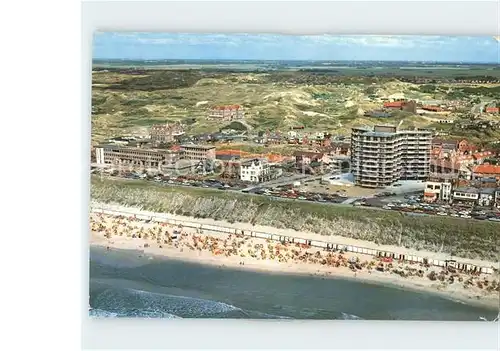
left=91, top=69, right=500, bottom=145
left=91, top=176, right=500, bottom=262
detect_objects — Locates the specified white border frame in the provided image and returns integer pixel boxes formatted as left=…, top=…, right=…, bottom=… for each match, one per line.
left=82, top=1, right=500, bottom=349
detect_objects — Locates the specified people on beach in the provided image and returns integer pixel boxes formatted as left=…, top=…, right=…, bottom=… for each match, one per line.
left=90, top=213, right=500, bottom=296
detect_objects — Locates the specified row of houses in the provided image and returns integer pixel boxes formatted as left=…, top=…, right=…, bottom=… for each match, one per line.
left=424, top=180, right=500, bottom=208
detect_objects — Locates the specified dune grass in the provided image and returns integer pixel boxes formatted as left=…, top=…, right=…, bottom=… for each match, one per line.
left=91, top=176, right=500, bottom=262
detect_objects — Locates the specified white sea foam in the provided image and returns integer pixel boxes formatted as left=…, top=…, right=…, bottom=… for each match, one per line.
left=341, top=312, right=364, bottom=320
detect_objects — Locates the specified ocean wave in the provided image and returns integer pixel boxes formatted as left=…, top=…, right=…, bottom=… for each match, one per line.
left=91, top=286, right=243, bottom=318
left=340, top=312, right=364, bottom=320
left=89, top=308, right=120, bottom=318
left=89, top=307, right=181, bottom=319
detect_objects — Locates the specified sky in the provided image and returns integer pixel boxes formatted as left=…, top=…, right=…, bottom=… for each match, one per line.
left=93, top=33, right=500, bottom=63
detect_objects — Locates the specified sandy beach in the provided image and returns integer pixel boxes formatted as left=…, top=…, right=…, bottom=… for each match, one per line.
left=89, top=207, right=500, bottom=310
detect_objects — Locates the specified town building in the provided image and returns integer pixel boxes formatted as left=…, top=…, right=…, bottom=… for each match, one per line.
left=430, top=159, right=460, bottom=175
left=431, top=138, right=478, bottom=158
left=478, top=188, right=496, bottom=207
left=485, top=107, right=499, bottom=114
left=294, top=151, right=330, bottom=166
left=452, top=187, right=479, bottom=204
left=150, top=123, right=185, bottom=144
left=240, top=158, right=271, bottom=183
left=95, top=144, right=179, bottom=169
left=208, top=105, right=245, bottom=121
left=350, top=125, right=432, bottom=188
left=219, top=160, right=241, bottom=179
left=382, top=100, right=416, bottom=113
left=472, top=164, right=500, bottom=181
left=162, top=159, right=201, bottom=176
left=423, top=181, right=452, bottom=203
left=180, top=145, right=216, bottom=161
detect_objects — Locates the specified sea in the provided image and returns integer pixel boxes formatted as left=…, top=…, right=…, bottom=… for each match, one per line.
left=89, top=246, right=499, bottom=320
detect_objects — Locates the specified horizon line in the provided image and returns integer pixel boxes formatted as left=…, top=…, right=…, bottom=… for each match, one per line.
left=92, top=58, right=499, bottom=65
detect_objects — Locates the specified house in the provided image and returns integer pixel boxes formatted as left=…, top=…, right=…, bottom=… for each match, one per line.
left=150, top=123, right=185, bottom=144
left=458, top=164, right=473, bottom=180
left=430, top=159, right=460, bottom=175
left=208, top=105, right=245, bottom=121
left=452, top=187, right=479, bottom=204
left=383, top=101, right=405, bottom=109
left=219, top=160, right=241, bottom=179
left=423, top=181, right=452, bottom=203
left=472, top=164, right=500, bottom=181
left=421, top=105, right=443, bottom=112
left=485, top=107, right=499, bottom=114
left=240, top=158, right=271, bottom=183
left=495, top=189, right=500, bottom=208
left=478, top=188, right=496, bottom=207
left=325, top=142, right=351, bottom=156
left=294, top=151, right=330, bottom=166
left=431, top=138, right=458, bottom=158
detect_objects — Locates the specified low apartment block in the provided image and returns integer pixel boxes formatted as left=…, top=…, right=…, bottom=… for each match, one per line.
left=351, top=125, right=432, bottom=188
left=180, top=145, right=216, bottom=161
left=423, top=181, right=452, bottom=203
left=452, top=187, right=480, bottom=204
left=95, top=144, right=179, bottom=169
left=452, top=187, right=499, bottom=207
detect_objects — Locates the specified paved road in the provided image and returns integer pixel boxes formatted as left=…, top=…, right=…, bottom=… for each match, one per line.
left=253, top=174, right=322, bottom=189
left=95, top=176, right=499, bottom=223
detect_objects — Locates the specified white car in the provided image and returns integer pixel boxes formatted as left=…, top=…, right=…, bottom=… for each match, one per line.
left=437, top=212, right=448, bottom=216
left=450, top=213, right=459, bottom=217
left=460, top=214, right=472, bottom=219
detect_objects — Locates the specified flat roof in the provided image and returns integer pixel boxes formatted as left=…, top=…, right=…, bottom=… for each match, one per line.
left=454, top=187, right=479, bottom=194
left=180, top=144, right=216, bottom=150
left=478, top=188, right=496, bottom=194
left=241, top=158, right=267, bottom=165
left=97, top=144, right=171, bottom=152
left=162, top=159, right=199, bottom=169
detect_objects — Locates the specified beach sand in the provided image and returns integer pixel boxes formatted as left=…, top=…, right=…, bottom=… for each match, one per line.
left=89, top=209, right=500, bottom=310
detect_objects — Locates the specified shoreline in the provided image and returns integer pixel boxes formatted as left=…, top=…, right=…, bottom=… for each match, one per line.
left=91, top=201, right=499, bottom=269
left=89, top=213, right=500, bottom=310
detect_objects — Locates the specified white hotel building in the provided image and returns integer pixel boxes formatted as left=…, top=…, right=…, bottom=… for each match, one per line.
left=240, top=158, right=271, bottom=183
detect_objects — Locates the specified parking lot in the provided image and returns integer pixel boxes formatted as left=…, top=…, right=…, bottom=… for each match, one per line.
left=353, top=193, right=500, bottom=221
left=94, top=169, right=500, bottom=222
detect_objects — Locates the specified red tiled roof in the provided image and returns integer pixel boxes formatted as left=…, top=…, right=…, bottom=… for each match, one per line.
left=422, top=105, right=442, bottom=112
left=212, top=105, right=241, bottom=110
left=383, top=101, right=404, bottom=108
left=294, top=151, right=324, bottom=158
left=485, top=107, right=499, bottom=113
left=472, top=151, right=493, bottom=160
left=473, top=164, right=500, bottom=175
